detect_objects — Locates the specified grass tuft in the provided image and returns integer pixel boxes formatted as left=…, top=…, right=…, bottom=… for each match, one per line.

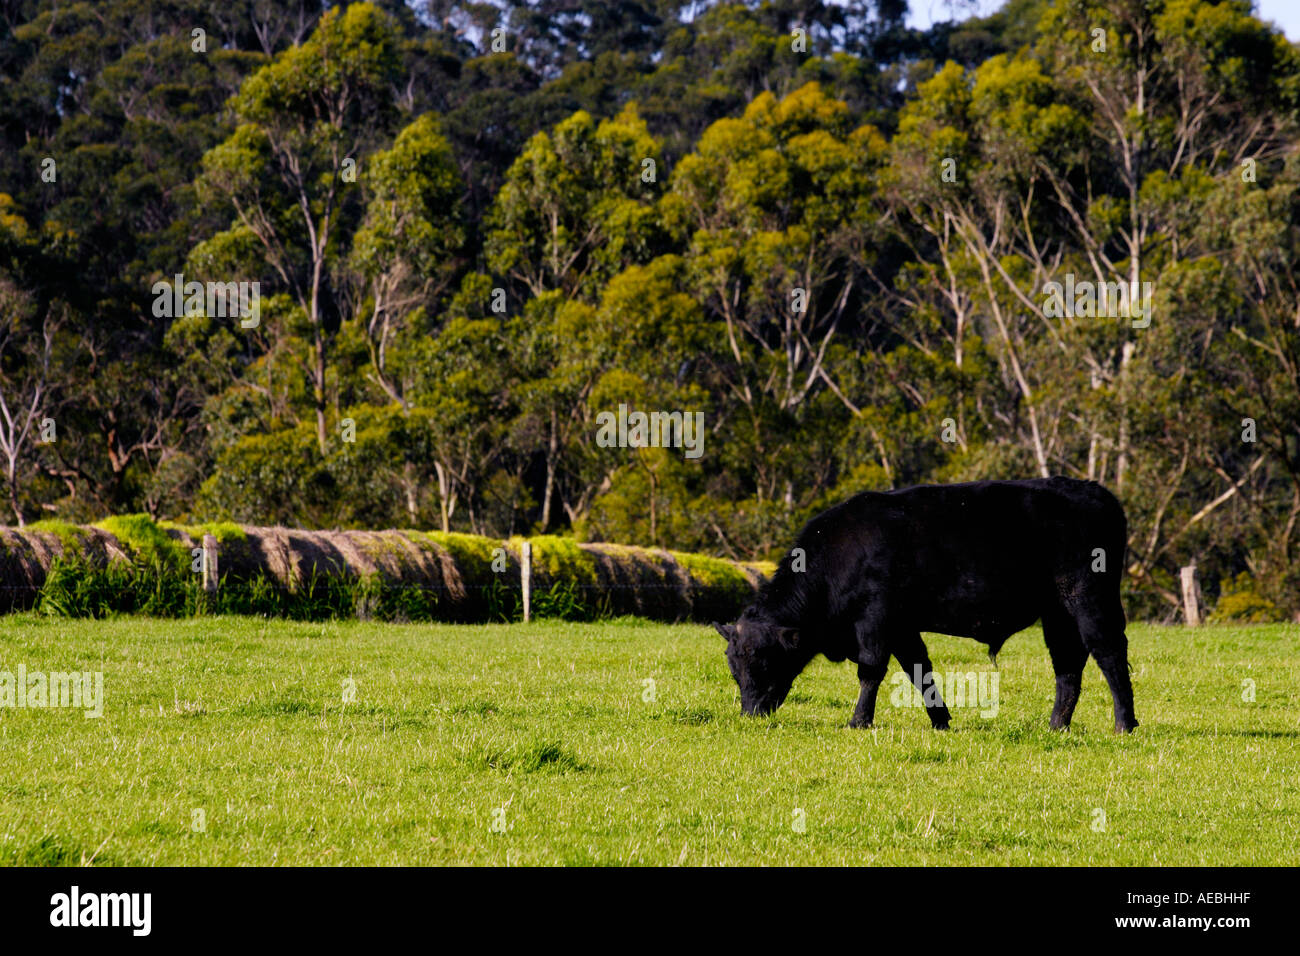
left=462, top=739, right=589, bottom=775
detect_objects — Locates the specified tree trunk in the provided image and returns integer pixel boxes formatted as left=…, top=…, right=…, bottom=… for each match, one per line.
left=313, top=325, right=328, bottom=455
left=434, top=461, right=451, bottom=533
left=539, top=410, right=559, bottom=531
left=648, top=467, right=657, bottom=546
left=403, top=461, right=418, bottom=523
left=1115, top=340, right=1135, bottom=494
left=8, top=473, right=22, bottom=527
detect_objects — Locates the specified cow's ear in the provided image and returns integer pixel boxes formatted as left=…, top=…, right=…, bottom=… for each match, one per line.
left=712, top=622, right=735, bottom=642
left=776, top=627, right=800, bottom=650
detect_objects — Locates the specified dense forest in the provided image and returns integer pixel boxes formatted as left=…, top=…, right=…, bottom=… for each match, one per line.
left=0, top=0, right=1298, bottom=621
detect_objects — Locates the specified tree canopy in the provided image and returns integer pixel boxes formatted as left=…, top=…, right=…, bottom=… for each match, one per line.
left=1, top=0, right=1298, bottom=621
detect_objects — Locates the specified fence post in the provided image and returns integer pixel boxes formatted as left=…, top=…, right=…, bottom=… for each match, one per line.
left=520, top=540, right=531, bottom=623
left=1180, top=564, right=1201, bottom=627
left=202, top=534, right=219, bottom=595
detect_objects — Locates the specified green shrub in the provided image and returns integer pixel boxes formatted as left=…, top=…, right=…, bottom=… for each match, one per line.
left=1209, top=572, right=1287, bottom=624
left=672, top=551, right=750, bottom=596
left=669, top=550, right=754, bottom=621
left=37, top=553, right=190, bottom=618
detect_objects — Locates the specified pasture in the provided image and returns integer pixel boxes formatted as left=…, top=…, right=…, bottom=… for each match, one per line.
left=0, top=614, right=1295, bottom=866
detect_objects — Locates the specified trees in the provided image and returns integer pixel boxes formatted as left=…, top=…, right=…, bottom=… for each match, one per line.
left=0, top=275, right=57, bottom=526
left=197, top=2, right=402, bottom=454
left=484, top=104, right=665, bottom=303
left=0, top=1, right=271, bottom=519
left=876, top=0, right=1300, bottom=616
left=477, top=103, right=667, bottom=531
left=2, top=0, right=1298, bottom=618
left=190, top=4, right=478, bottom=531
left=669, top=82, right=884, bottom=529
left=350, top=112, right=465, bottom=411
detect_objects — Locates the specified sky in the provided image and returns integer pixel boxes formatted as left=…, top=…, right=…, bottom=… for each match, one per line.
left=905, top=0, right=1300, bottom=41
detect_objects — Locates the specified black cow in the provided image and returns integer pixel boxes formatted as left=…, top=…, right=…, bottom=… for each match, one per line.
left=713, top=477, right=1138, bottom=733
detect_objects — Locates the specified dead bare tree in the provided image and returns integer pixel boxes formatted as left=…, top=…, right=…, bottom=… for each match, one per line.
left=0, top=289, right=60, bottom=526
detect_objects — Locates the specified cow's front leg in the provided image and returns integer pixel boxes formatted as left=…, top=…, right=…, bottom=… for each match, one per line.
left=849, top=661, right=886, bottom=728
left=893, top=631, right=951, bottom=730
left=1050, top=673, right=1083, bottom=730
left=850, top=619, right=889, bottom=728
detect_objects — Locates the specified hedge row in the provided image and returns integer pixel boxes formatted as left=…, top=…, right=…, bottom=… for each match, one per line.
left=0, top=517, right=773, bottom=623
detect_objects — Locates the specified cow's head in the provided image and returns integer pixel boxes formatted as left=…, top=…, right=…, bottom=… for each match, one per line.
left=713, top=614, right=803, bottom=716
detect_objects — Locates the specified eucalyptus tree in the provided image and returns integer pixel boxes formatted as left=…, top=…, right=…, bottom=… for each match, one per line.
left=881, top=0, right=1300, bottom=614
left=195, top=2, right=402, bottom=455
left=478, top=104, right=667, bottom=530
left=668, top=81, right=885, bottom=512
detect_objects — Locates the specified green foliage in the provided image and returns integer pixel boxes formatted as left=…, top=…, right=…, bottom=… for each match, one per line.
left=35, top=554, right=435, bottom=623
left=1209, top=573, right=1288, bottom=624
left=486, top=104, right=666, bottom=300
left=195, top=425, right=338, bottom=527
left=672, top=550, right=754, bottom=620
left=484, top=578, right=598, bottom=623
left=37, top=554, right=193, bottom=619
left=5, top=0, right=1300, bottom=622
left=671, top=550, right=749, bottom=594
left=423, top=530, right=498, bottom=567
left=160, top=520, right=247, bottom=544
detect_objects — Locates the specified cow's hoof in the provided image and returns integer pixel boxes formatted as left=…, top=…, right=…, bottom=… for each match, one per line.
left=1114, top=720, right=1139, bottom=734
left=931, top=721, right=950, bottom=731
left=847, top=718, right=873, bottom=729
left=1049, top=718, right=1070, bottom=731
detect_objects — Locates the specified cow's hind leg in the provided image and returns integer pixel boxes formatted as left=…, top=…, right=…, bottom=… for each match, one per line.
left=892, top=631, right=951, bottom=730
left=1042, top=606, right=1088, bottom=730
left=1067, top=594, right=1138, bottom=733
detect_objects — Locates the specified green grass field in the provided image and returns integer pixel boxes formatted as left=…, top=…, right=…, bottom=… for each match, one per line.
left=0, top=614, right=1296, bottom=866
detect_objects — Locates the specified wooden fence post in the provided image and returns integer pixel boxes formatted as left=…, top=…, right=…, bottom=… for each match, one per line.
left=202, top=534, right=219, bottom=595
left=520, top=540, right=531, bottom=623
left=1180, top=564, right=1201, bottom=627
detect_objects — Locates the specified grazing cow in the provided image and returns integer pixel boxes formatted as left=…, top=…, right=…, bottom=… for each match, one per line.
left=713, top=477, right=1138, bottom=733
